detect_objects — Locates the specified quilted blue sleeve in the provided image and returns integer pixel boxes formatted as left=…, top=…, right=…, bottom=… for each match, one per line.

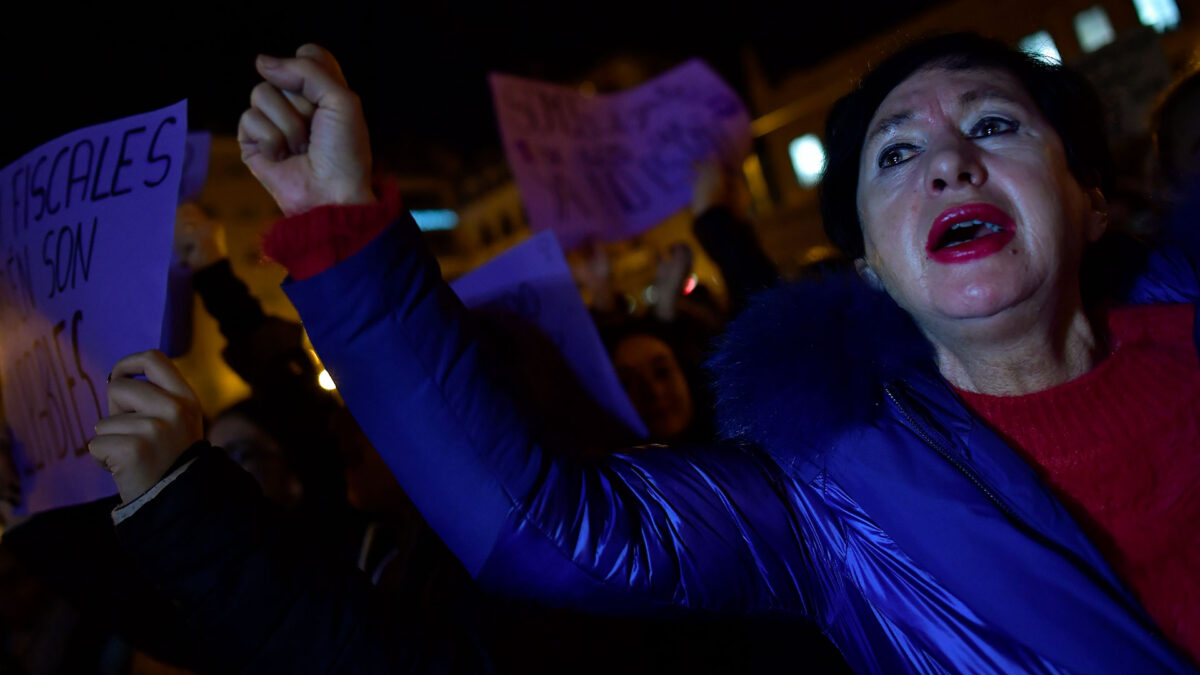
left=283, top=216, right=815, bottom=616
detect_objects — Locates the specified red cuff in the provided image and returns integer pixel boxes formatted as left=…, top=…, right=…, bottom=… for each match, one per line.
left=261, top=182, right=404, bottom=281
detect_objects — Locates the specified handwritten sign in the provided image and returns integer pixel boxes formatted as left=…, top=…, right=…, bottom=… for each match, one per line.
left=491, top=59, right=751, bottom=249
left=451, top=231, right=648, bottom=438
left=0, top=101, right=187, bottom=513
left=178, top=131, right=211, bottom=203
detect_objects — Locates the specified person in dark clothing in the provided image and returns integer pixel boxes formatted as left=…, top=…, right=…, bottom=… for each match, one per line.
left=175, top=201, right=320, bottom=403
left=2, top=204, right=494, bottom=673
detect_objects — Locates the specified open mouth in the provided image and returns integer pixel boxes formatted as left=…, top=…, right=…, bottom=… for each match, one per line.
left=926, top=203, right=1016, bottom=263
left=933, top=219, right=1008, bottom=250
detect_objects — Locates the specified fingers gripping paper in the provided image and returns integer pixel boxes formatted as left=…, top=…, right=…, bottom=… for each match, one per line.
left=0, top=101, right=187, bottom=513
left=490, top=60, right=751, bottom=249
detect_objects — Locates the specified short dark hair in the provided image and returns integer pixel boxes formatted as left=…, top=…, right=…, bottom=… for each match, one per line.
left=819, top=32, right=1113, bottom=259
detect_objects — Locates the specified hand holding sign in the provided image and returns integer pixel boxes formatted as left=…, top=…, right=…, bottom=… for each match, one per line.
left=89, top=350, right=203, bottom=503
left=239, top=44, right=375, bottom=216
left=1, top=100, right=186, bottom=513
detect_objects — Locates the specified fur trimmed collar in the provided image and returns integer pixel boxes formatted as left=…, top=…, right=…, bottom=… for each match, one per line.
left=707, top=273, right=936, bottom=456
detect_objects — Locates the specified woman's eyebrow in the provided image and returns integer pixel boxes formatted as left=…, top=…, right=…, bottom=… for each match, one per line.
left=959, top=88, right=1020, bottom=106
left=867, top=111, right=913, bottom=146
left=867, top=89, right=1021, bottom=148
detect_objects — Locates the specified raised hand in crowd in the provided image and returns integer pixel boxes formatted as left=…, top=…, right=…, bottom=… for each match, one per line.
left=689, top=158, right=777, bottom=316
left=89, top=351, right=204, bottom=504
left=651, top=242, right=693, bottom=322
left=574, top=240, right=618, bottom=315
left=173, top=202, right=227, bottom=271
left=690, top=157, right=750, bottom=218
left=239, top=44, right=375, bottom=214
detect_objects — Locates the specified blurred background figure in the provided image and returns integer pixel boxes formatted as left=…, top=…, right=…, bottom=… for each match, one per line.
left=174, top=204, right=350, bottom=526
left=1153, top=65, right=1200, bottom=201
left=174, top=203, right=491, bottom=634
left=689, top=159, right=780, bottom=317
left=606, top=321, right=703, bottom=443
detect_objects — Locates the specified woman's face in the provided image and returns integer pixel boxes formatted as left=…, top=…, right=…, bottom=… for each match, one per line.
left=209, top=412, right=302, bottom=508
left=855, top=66, right=1105, bottom=332
left=613, top=334, right=694, bottom=441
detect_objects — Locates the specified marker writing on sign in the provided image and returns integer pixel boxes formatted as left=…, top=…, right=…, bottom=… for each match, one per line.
left=0, top=244, right=37, bottom=324
left=41, top=217, right=98, bottom=299
left=2, top=116, right=177, bottom=241
left=516, top=118, right=736, bottom=223
left=0, top=309, right=102, bottom=476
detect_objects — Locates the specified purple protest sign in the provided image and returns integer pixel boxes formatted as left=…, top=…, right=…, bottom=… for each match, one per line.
left=490, top=59, right=751, bottom=249
left=451, top=230, right=648, bottom=438
left=159, top=131, right=212, bottom=359
left=0, top=101, right=187, bottom=513
left=178, top=131, right=211, bottom=203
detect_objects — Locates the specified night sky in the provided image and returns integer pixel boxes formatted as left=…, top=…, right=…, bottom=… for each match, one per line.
left=0, top=1, right=942, bottom=171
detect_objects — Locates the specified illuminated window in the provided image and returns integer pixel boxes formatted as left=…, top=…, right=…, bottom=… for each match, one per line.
left=410, top=209, right=459, bottom=231
left=788, top=134, right=826, bottom=188
left=1075, top=6, right=1116, bottom=52
left=1018, top=31, right=1062, bottom=63
left=1132, top=0, right=1180, bottom=31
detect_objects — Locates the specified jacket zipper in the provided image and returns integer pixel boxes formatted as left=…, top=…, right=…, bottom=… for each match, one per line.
left=883, top=384, right=1017, bottom=520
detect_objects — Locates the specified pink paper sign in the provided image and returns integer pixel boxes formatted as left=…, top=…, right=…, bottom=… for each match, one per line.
left=0, top=101, right=187, bottom=513
left=491, top=59, right=751, bottom=249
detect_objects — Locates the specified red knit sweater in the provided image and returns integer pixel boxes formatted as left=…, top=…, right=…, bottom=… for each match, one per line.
left=958, top=304, right=1200, bottom=664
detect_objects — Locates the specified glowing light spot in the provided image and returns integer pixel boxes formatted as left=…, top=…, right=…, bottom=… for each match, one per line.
left=683, top=274, right=698, bottom=295
left=788, top=134, right=825, bottom=188
left=1074, top=6, right=1116, bottom=52
left=1132, top=0, right=1180, bottom=32
left=318, top=369, right=336, bottom=391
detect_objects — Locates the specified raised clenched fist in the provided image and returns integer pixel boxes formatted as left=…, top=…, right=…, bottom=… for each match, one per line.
left=238, top=44, right=375, bottom=216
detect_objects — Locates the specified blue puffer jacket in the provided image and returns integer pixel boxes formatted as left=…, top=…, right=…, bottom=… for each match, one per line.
left=286, top=214, right=1200, bottom=674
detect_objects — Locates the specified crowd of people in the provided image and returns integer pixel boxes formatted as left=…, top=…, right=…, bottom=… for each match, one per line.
left=1, top=29, right=1198, bottom=674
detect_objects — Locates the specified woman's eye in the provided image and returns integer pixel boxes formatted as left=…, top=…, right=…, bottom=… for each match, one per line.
left=878, top=144, right=918, bottom=169
left=969, top=116, right=1019, bottom=138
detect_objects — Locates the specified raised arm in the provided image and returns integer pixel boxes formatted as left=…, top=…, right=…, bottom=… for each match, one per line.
left=243, top=45, right=819, bottom=615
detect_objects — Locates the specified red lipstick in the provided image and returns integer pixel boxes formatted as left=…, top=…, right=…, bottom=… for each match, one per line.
left=926, top=203, right=1016, bottom=264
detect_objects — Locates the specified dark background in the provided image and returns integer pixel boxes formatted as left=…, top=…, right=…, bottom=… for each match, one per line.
left=0, top=1, right=942, bottom=171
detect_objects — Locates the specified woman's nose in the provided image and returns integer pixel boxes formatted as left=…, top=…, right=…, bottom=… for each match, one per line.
left=925, top=138, right=987, bottom=195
